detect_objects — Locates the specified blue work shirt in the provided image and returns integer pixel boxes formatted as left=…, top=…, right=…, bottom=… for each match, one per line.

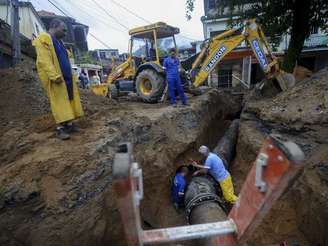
left=171, top=173, right=186, bottom=207
left=163, top=57, right=180, bottom=78
left=51, top=35, right=74, bottom=100
left=205, top=153, right=229, bottom=182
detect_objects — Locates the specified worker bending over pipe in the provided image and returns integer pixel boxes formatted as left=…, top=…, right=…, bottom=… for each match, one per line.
left=192, top=145, right=238, bottom=204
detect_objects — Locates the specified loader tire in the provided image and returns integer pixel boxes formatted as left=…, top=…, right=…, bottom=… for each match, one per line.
left=109, top=84, right=118, bottom=99
left=136, top=69, right=165, bottom=103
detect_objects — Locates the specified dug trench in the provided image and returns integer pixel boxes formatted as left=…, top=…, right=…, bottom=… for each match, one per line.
left=1, top=65, right=328, bottom=245
left=0, top=64, right=242, bottom=246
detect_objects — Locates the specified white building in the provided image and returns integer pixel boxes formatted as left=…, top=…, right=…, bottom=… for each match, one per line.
left=201, top=0, right=328, bottom=88
left=0, top=0, right=46, bottom=40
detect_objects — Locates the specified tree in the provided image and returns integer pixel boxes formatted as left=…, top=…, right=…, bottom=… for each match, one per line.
left=186, top=0, right=328, bottom=72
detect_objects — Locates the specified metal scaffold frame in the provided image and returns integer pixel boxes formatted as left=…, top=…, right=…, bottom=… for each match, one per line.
left=113, top=134, right=304, bottom=246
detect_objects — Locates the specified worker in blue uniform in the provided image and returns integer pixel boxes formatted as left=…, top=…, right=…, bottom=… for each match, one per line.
left=193, top=145, right=238, bottom=204
left=171, top=166, right=189, bottom=210
left=163, top=48, right=187, bottom=107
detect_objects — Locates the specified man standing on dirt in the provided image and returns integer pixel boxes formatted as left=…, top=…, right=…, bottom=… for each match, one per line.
left=163, top=48, right=187, bottom=107
left=192, top=145, right=238, bottom=204
left=33, top=19, right=84, bottom=140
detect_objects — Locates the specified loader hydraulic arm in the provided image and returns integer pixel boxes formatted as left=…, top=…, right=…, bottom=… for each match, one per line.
left=191, top=19, right=293, bottom=90
left=106, top=56, right=135, bottom=85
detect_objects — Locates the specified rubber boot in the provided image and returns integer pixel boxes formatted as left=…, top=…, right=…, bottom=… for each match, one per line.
left=64, top=123, right=80, bottom=134
left=56, top=127, right=70, bottom=140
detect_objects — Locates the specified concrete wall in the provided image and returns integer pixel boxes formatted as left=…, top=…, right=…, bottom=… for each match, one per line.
left=314, top=52, right=328, bottom=71
left=203, top=19, right=227, bottom=39
left=0, top=5, right=45, bottom=40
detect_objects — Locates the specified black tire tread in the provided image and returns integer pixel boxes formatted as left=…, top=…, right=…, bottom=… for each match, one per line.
left=135, top=69, right=165, bottom=103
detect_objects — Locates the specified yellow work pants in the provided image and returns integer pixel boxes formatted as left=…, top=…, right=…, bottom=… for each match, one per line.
left=219, top=175, right=238, bottom=204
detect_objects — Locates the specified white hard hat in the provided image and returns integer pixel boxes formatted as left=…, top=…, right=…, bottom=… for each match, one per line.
left=198, top=145, right=209, bottom=155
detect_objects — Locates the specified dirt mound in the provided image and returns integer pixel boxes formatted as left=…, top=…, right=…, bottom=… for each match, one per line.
left=0, top=64, right=49, bottom=135
left=0, top=64, right=118, bottom=167
left=0, top=63, right=241, bottom=246
left=232, top=67, right=328, bottom=245
left=2, top=61, right=326, bottom=245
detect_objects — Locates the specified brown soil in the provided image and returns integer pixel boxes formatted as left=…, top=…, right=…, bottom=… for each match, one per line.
left=1, top=61, right=327, bottom=246
left=0, top=63, right=241, bottom=246
left=231, top=68, right=328, bottom=245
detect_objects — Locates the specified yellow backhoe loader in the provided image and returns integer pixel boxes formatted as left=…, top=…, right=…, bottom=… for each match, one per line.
left=189, top=19, right=295, bottom=91
left=91, top=19, right=294, bottom=102
left=91, top=22, right=180, bottom=103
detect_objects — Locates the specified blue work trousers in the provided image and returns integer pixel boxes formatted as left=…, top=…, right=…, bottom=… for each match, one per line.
left=167, top=75, right=186, bottom=105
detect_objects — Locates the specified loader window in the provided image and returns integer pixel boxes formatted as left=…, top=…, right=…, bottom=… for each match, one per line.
left=131, top=37, right=157, bottom=62
left=157, top=36, right=175, bottom=57
left=132, top=38, right=152, bottom=58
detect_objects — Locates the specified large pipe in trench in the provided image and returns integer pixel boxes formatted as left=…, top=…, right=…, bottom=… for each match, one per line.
left=184, top=119, right=239, bottom=245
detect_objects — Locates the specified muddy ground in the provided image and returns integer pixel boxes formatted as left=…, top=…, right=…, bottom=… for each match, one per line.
left=232, top=68, right=328, bottom=245
left=0, top=63, right=327, bottom=246
left=0, top=64, right=241, bottom=245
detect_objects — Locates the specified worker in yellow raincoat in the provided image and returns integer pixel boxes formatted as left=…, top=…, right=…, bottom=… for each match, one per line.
left=33, top=19, right=84, bottom=140
left=192, top=145, right=238, bottom=204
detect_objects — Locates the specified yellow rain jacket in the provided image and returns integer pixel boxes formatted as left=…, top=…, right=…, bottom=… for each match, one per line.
left=33, top=32, right=84, bottom=124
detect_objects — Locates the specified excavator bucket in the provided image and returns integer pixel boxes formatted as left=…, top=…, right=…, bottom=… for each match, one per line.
left=274, top=71, right=296, bottom=91
left=90, top=84, right=109, bottom=97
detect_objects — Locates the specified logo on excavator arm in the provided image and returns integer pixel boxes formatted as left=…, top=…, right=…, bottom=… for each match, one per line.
left=252, top=39, right=268, bottom=70
left=204, top=46, right=227, bottom=72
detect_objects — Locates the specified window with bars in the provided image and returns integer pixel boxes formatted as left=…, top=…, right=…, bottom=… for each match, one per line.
left=218, top=69, right=232, bottom=88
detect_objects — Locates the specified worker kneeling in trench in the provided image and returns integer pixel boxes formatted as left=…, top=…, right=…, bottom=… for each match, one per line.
left=192, top=145, right=238, bottom=204
left=171, top=145, right=238, bottom=210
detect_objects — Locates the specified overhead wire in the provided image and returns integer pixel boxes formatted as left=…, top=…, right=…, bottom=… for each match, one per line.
left=178, top=34, right=198, bottom=41
left=70, top=0, right=120, bottom=23
left=47, top=0, right=199, bottom=48
left=65, top=0, right=126, bottom=33
left=89, top=0, right=129, bottom=30
left=47, top=0, right=112, bottom=49
left=107, top=0, right=199, bottom=41
left=110, top=0, right=151, bottom=24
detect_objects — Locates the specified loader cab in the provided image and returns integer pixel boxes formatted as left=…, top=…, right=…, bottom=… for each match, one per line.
left=129, top=22, right=180, bottom=66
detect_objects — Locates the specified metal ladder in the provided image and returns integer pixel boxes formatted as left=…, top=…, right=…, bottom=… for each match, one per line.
left=113, top=134, right=304, bottom=245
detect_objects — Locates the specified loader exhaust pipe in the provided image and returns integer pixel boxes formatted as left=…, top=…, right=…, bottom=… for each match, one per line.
left=184, top=119, right=239, bottom=245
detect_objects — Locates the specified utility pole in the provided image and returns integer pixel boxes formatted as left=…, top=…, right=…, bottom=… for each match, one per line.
left=10, top=0, right=20, bottom=66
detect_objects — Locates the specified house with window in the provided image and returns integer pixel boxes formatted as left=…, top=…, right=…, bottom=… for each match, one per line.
left=201, top=0, right=328, bottom=89
left=0, top=0, right=46, bottom=40
left=93, top=49, right=119, bottom=60
left=0, top=1, right=45, bottom=67
left=201, top=0, right=255, bottom=89
left=38, top=10, right=89, bottom=57
left=91, top=49, right=121, bottom=74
